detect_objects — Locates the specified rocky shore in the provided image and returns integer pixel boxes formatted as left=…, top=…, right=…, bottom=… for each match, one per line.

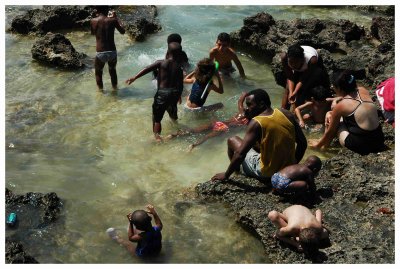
left=5, top=5, right=395, bottom=264
left=195, top=7, right=395, bottom=263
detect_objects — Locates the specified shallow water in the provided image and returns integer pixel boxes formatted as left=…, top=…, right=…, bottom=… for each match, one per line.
left=5, top=5, right=377, bottom=263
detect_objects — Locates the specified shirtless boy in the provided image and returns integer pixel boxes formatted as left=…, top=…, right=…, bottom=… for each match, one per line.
left=126, top=42, right=184, bottom=142
left=91, top=6, right=125, bottom=93
left=268, top=205, right=329, bottom=253
left=271, top=155, right=322, bottom=194
left=209, top=32, right=245, bottom=78
left=294, top=86, right=332, bottom=128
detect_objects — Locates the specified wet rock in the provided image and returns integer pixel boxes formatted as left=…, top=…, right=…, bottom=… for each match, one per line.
left=9, top=6, right=94, bottom=34
left=230, top=10, right=394, bottom=91
left=195, top=126, right=394, bottom=263
left=117, top=6, right=162, bottom=41
left=5, top=238, right=39, bottom=264
left=31, top=32, right=86, bottom=69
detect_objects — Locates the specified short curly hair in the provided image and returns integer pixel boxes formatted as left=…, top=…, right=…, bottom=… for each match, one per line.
left=299, top=227, right=321, bottom=253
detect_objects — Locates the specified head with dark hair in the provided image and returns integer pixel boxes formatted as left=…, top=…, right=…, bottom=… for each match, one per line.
left=304, top=155, right=322, bottom=174
left=217, top=32, right=231, bottom=43
left=167, top=33, right=182, bottom=44
left=168, top=42, right=182, bottom=58
left=244, top=89, right=271, bottom=120
left=331, top=70, right=357, bottom=94
left=299, top=227, right=321, bottom=254
left=195, top=58, right=216, bottom=85
left=310, top=85, right=332, bottom=101
left=131, top=210, right=152, bottom=231
left=287, top=44, right=305, bottom=71
left=95, top=5, right=110, bottom=15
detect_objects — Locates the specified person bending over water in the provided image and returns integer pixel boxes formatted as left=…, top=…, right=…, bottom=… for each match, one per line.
left=309, top=70, right=386, bottom=155
left=209, top=32, right=245, bottom=78
left=126, top=42, right=184, bottom=142
left=91, top=6, right=125, bottom=93
left=106, top=204, right=163, bottom=257
left=268, top=205, right=330, bottom=254
left=184, top=58, right=224, bottom=111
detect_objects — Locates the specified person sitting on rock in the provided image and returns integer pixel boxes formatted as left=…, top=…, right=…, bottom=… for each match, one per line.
left=268, top=205, right=330, bottom=254
left=309, top=70, right=386, bottom=155
left=271, top=155, right=322, bottom=195
left=280, top=44, right=330, bottom=109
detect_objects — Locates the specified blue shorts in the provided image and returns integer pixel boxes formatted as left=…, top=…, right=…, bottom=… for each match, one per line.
left=96, top=50, right=117, bottom=63
left=271, top=172, right=292, bottom=190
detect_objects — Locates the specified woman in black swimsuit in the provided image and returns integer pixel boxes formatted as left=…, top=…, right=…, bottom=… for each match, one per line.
left=309, top=70, right=385, bottom=155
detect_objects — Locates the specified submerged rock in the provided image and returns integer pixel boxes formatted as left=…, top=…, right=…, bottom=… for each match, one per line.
left=195, top=124, right=394, bottom=263
left=31, top=32, right=86, bottom=69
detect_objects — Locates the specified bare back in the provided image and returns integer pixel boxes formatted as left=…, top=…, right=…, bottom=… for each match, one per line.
left=158, top=59, right=183, bottom=90
left=91, top=15, right=123, bottom=52
left=283, top=205, right=321, bottom=231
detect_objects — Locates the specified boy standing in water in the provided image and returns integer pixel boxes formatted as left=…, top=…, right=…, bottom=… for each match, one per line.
left=126, top=42, right=184, bottom=142
left=209, top=32, right=246, bottom=78
left=106, top=204, right=163, bottom=257
left=268, top=205, right=330, bottom=254
left=91, top=6, right=125, bottom=93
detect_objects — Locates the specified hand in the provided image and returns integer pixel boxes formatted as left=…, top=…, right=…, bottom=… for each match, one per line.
left=126, top=78, right=135, bottom=85
left=108, top=10, right=116, bottom=18
left=211, top=172, right=228, bottom=181
left=146, top=204, right=156, bottom=215
left=289, top=93, right=297, bottom=103
left=299, top=121, right=305, bottom=128
left=127, top=213, right=132, bottom=222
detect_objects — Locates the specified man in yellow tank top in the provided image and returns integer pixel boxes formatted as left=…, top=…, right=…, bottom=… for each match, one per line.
left=212, top=89, right=307, bottom=183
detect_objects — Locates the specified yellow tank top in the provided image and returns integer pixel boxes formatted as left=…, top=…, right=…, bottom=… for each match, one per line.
left=253, top=109, right=296, bottom=177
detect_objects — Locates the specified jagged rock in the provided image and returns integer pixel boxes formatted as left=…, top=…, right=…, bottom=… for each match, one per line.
left=5, top=238, right=39, bottom=264
left=31, top=32, right=86, bottom=69
left=195, top=124, right=394, bottom=263
left=9, top=6, right=93, bottom=34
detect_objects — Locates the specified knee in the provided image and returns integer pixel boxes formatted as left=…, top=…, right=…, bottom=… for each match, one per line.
left=227, top=136, right=240, bottom=147
left=268, top=210, right=279, bottom=221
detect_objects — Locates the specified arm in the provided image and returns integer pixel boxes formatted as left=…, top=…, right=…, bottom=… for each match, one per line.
left=294, top=101, right=312, bottom=128
left=126, top=61, right=161, bottom=85
left=209, top=47, right=217, bottom=61
left=184, top=71, right=196, bottom=84
left=127, top=214, right=142, bottom=242
left=280, top=109, right=307, bottom=162
left=211, top=120, right=261, bottom=181
left=147, top=204, right=163, bottom=231
left=231, top=51, right=245, bottom=78
left=315, top=209, right=323, bottom=224
left=111, top=12, right=125, bottom=34
left=310, top=104, right=343, bottom=149
left=210, top=71, right=223, bottom=94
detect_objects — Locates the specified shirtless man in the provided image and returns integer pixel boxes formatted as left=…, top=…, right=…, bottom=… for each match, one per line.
left=91, top=6, right=125, bottom=93
left=209, top=32, right=245, bottom=78
left=268, top=205, right=329, bottom=253
left=126, top=42, right=184, bottom=142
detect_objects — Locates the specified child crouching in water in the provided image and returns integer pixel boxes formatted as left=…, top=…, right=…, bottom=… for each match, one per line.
left=106, top=204, right=163, bottom=257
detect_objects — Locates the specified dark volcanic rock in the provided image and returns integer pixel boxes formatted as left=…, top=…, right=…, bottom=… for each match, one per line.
left=117, top=5, right=161, bottom=41
left=5, top=238, right=39, bottom=264
left=195, top=125, right=394, bottom=263
left=370, top=17, right=394, bottom=45
left=9, top=6, right=93, bottom=34
left=31, top=32, right=86, bottom=69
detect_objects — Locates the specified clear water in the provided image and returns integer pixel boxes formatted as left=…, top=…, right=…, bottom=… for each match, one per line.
left=5, top=5, right=377, bottom=263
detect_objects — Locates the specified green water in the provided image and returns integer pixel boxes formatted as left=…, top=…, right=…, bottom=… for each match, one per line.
left=5, top=5, right=377, bottom=263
